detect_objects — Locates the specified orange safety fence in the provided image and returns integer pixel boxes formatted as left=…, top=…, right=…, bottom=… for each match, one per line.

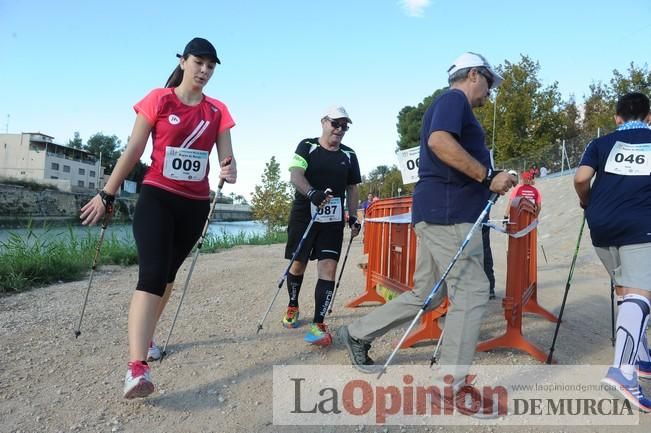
left=476, top=196, right=557, bottom=362
left=345, top=197, right=448, bottom=347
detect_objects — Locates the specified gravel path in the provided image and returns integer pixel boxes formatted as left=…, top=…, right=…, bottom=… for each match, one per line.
left=1, top=175, right=650, bottom=433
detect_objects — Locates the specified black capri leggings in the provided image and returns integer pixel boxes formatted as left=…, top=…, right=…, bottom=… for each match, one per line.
left=132, top=185, right=210, bottom=297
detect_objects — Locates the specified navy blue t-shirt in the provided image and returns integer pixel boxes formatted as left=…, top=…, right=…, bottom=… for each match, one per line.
left=412, top=89, right=491, bottom=225
left=580, top=127, right=651, bottom=247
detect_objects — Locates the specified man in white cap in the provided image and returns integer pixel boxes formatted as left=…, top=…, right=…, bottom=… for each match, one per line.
left=282, top=106, right=361, bottom=346
left=339, top=51, right=515, bottom=413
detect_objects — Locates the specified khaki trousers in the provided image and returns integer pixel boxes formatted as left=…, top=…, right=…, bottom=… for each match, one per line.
left=348, top=221, right=489, bottom=376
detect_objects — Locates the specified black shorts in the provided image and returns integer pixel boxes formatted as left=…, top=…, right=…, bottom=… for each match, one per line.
left=285, top=217, right=344, bottom=262
left=132, top=185, right=210, bottom=296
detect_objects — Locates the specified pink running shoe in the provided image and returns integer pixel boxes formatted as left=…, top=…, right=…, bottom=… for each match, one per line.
left=123, top=360, right=154, bottom=399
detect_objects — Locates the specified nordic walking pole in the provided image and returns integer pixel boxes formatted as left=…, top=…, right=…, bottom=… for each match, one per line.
left=160, top=158, right=231, bottom=362
left=540, top=243, right=548, bottom=264
left=610, top=279, right=616, bottom=347
left=256, top=188, right=332, bottom=333
left=74, top=194, right=115, bottom=338
left=546, top=216, right=586, bottom=364
left=429, top=328, right=445, bottom=367
left=378, top=193, right=499, bottom=378
left=328, top=219, right=362, bottom=315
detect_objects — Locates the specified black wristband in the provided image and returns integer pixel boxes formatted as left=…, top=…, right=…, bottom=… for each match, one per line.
left=481, top=168, right=502, bottom=188
left=348, top=215, right=358, bottom=228
left=99, top=190, right=115, bottom=213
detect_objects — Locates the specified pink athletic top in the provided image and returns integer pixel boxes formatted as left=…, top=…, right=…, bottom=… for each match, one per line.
left=509, top=184, right=541, bottom=205
left=134, top=88, right=235, bottom=200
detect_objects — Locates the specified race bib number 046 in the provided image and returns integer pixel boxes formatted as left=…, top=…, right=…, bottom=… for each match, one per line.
left=604, top=141, right=651, bottom=176
left=311, top=197, right=342, bottom=223
left=163, top=147, right=209, bottom=182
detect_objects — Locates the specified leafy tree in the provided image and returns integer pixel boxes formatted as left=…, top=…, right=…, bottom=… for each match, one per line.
left=359, top=165, right=410, bottom=199
left=396, top=88, right=447, bottom=151
left=582, top=82, right=615, bottom=140
left=251, top=156, right=292, bottom=233
left=67, top=131, right=83, bottom=149
left=581, top=62, right=650, bottom=141
left=85, top=133, right=123, bottom=172
left=610, top=62, right=651, bottom=98
left=392, top=56, right=650, bottom=183
left=124, top=160, right=149, bottom=191
left=559, top=97, right=582, bottom=141
left=488, top=55, right=566, bottom=163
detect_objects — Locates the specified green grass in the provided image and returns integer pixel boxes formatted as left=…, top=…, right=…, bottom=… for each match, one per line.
left=0, top=226, right=287, bottom=294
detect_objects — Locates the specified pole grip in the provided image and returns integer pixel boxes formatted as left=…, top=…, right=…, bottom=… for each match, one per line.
left=217, top=156, right=233, bottom=190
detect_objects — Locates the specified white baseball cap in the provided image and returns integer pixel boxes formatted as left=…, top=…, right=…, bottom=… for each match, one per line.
left=323, top=106, right=352, bottom=123
left=447, top=52, right=504, bottom=89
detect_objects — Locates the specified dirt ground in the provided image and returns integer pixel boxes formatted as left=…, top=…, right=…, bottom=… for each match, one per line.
left=1, top=174, right=650, bottom=433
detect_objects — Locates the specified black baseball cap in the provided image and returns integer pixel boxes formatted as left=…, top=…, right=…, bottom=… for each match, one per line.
left=176, top=37, right=221, bottom=64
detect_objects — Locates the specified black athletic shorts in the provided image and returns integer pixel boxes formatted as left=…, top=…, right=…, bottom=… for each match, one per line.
left=132, top=185, right=210, bottom=296
left=285, top=215, right=345, bottom=262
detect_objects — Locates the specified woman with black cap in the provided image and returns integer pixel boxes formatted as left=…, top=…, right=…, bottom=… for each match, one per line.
left=80, top=37, right=236, bottom=399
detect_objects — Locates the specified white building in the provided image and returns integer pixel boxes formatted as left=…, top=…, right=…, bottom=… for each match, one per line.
left=0, top=132, right=103, bottom=192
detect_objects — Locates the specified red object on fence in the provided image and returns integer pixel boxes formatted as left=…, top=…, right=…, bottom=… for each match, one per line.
left=345, top=197, right=447, bottom=347
left=476, top=196, right=557, bottom=362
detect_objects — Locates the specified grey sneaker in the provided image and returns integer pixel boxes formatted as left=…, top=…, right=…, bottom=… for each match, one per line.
left=147, top=341, right=161, bottom=362
left=337, top=325, right=378, bottom=374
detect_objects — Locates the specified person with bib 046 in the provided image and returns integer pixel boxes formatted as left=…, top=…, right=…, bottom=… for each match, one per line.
left=282, top=106, right=362, bottom=346
left=80, top=37, right=236, bottom=399
left=575, top=92, right=651, bottom=412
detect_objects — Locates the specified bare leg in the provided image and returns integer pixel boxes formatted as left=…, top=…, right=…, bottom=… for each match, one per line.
left=155, top=282, right=175, bottom=323
left=128, top=291, right=162, bottom=361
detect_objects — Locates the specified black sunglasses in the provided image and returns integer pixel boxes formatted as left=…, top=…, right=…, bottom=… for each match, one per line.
left=476, top=68, right=494, bottom=90
left=329, top=119, right=349, bottom=131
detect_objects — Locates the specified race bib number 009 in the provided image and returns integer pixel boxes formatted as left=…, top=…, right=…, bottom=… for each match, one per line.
left=163, top=146, right=209, bottom=182
left=311, top=197, right=342, bottom=223
left=604, top=141, right=651, bottom=176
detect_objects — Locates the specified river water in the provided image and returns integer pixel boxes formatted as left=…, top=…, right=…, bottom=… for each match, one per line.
left=0, top=220, right=268, bottom=245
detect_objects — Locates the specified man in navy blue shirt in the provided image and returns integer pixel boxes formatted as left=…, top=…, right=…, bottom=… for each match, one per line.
left=339, top=52, right=515, bottom=388
left=575, top=92, right=651, bottom=412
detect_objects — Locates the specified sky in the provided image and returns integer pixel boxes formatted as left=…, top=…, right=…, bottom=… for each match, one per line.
left=1, top=0, right=650, bottom=200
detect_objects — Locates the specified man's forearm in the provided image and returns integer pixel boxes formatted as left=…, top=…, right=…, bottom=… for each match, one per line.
left=428, top=131, right=487, bottom=182
left=290, top=169, right=312, bottom=196
left=347, top=185, right=359, bottom=215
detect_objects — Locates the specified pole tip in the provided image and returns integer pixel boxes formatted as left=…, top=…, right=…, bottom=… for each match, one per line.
left=74, top=331, right=81, bottom=338
left=256, top=324, right=263, bottom=334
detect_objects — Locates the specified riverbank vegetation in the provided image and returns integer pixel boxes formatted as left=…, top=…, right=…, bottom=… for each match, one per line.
left=0, top=227, right=287, bottom=294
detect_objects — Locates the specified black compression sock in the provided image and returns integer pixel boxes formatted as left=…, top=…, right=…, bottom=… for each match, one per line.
left=287, top=273, right=304, bottom=308
left=314, top=279, right=335, bottom=323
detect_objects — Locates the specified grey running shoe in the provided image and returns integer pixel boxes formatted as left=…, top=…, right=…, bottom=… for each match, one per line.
left=337, top=325, right=378, bottom=374
left=147, top=340, right=161, bottom=362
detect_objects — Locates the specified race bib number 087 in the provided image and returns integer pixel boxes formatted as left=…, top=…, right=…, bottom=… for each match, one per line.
left=163, top=146, right=209, bottom=182
left=311, top=197, right=342, bottom=223
left=604, top=141, right=651, bottom=176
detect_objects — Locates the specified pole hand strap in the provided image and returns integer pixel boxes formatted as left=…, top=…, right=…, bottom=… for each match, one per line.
left=98, top=190, right=115, bottom=214
left=484, top=219, right=538, bottom=238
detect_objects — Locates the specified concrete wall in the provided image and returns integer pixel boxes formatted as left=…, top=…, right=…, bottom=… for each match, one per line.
left=0, top=184, right=135, bottom=227
left=0, top=184, right=251, bottom=227
left=211, top=204, right=252, bottom=222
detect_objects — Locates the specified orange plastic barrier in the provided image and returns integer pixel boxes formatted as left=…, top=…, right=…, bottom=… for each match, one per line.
left=345, top=197, right=447, bottom=347
left=476, top=197, right=557, bottom=362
